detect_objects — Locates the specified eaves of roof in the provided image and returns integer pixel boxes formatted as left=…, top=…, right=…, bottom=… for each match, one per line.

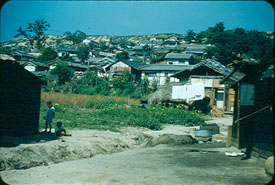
left=139, top=64, right=193, bottom=71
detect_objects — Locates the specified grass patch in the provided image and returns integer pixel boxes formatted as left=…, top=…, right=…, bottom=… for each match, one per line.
left=39, top=99, right=205, bottom=131
left=41, top=92, right=139, bottom=106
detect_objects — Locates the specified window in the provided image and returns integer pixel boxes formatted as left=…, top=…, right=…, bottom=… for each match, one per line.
left=145, top=73, right=157, bottom=77
left=240, top=83, right=254, bottom=106
left=216, top=92, right=224, bottom=101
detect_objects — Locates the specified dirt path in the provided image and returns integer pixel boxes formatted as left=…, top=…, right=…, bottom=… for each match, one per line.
left=0, top=124, right=201, bottom=171
left=1, top=143, right=271, bottom=185
left=1, top=115, right=272, bottom=184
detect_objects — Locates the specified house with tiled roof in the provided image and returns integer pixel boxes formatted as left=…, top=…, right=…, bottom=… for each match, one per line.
left=88, top=58, right=117, bottom=77
left=23, top=61, right=49, bottom=72
left=57, top=48, right=78, bottom=57
left=107, top=59, right=147, bottom=82
left=46, top=58, right=88, bottom=72
left=164, top=53, right=194, bottom=65
left=185, top=46, right=206, bottom=57
left=139, top=64, right=193, bottom=85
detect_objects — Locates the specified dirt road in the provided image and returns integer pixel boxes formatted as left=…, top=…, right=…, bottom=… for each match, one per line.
left=1, top=143, right=271, bottom=185
left=0, top=116, right=272, bottom=184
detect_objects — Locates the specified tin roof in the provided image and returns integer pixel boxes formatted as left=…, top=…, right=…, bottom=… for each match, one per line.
left=122, top=60, right=147, bottom=69
left=172, top=59, right=233, bottom=77
left=57, top=48, right=78, bottom=52
left=139, top=64, right=193, bottom=71
left=164, top=53, right=192, bottom=59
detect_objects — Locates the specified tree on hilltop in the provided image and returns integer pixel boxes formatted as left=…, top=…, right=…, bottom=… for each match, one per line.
left=185, top=29, right=196, bottom=43
left=51, top=64, right=73, bottom=85
left=38, top=47, right=57, bottom=62
left=116, top=51, right=129, bottom=61
left=63, top=30, right=86, bottom=45
left=77, top=46, right=90, bottom=63
left=14, top=19, right=50, bottom=50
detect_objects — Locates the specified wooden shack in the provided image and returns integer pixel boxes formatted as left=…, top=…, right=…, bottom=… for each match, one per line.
left=222, top=62, right=274, bottom=158
left=0, top=59, right=44, bottom=136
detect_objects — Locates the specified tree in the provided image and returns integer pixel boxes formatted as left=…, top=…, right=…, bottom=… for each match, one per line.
left=64, top=30, right=86, bottom=45
left=59, top=54, right=73, bottom=62
left=51, top=64, right=73, bottom=85
left=14, top=19, right=50, bottom=50
left=116, top=51, right=129, bottom=60
left=202, top=22, right=273, bottom=64
left=118, top=39, right=128, bottom=49
left=185, top=29, right=196, bottom=43
left=99, top=41, right=108, bottom=51
left=209, top=22, right=225, bottom=33
left=204, top=22, right=226, bottom=45
left=246, top=30, right=273, bottom=60
left=152, top=53, right=166, bottom=64
left=38, top=47, right=57, bottom=62
left=142, top=44, right=151, bottom=52
left=77, top=46, right=89, bottom=63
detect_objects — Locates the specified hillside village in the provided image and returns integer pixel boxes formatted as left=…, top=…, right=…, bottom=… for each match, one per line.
left=0, top=30, right=273, bottom=111
left=1, top=29, right=274, bottom=157
left=0, top=31, right=274, bottom=184
left=1, top=33, right=235, bottom=109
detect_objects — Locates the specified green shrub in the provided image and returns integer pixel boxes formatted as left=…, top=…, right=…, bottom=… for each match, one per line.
left=85, top=98, right=131, bottom=109
left=40, top=101, right=205, bottom=131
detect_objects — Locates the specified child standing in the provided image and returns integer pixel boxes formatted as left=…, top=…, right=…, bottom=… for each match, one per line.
left=45, top=101, right=55, bottom=133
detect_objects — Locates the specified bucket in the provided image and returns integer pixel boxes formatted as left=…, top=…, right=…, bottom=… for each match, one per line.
left=195, top=130, right=212, bottom=137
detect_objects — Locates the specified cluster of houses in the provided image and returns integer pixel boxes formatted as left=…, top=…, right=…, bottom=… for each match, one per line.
left=1, top=33, right=273, bottom=159
left=1, top=34, right=207, bottom=77
left=1, top=34, right=233, bottom=111
left=1, top=56, right=273, bottom=160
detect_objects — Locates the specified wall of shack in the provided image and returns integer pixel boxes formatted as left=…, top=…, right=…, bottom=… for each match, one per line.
left=0, top=60, right=42, bottom=136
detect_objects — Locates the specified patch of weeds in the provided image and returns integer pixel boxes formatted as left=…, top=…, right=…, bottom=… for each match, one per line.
left=39, top=102, right=205, bottom=131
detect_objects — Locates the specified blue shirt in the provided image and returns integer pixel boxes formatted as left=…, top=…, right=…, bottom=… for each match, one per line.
left=46, top=107, right=55, bottom=124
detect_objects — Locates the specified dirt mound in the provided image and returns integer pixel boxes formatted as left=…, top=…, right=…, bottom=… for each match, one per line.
left=146, top=134, right=197, bottom=147
left=0, top=125, right=202, bottom=171
left=0, top=128, right=151, bottom=171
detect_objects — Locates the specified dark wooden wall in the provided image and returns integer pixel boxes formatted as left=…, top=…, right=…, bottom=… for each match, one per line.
left=251, top=77, right=274, bottom=158
left=0, top=60, right=42, bottom=136
left=230, top=76, right=274, bottom=158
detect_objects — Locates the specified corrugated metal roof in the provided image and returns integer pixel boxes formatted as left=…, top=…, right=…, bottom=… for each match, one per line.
left=139, top=64, right=193, bottom=71
left=200, top=59, right=233, bottom=76
left=57, top=48, right=78, bottom=52
left=172, top=59, right=233, bottom=77
left=164, top=53, right=192, bottom=59
left=23, top=61, right=49, bottom=68
left=12, top=51, right=37, bottom=59
left=185, top=47, right=205, bottom=53
left=86, top=57, right=102, bottom=63
left=122, top=60, right=147, bottom=69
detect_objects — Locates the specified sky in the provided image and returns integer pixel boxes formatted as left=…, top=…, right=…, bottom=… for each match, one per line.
left=0, top=0, right=274, bottom=42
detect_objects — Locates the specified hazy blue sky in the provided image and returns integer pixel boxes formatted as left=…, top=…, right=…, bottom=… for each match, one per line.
left=1, top=1, right=274, bottom=42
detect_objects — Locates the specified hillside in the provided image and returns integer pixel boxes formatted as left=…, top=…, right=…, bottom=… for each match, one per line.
left=1, top=33, right=179, bottom=50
